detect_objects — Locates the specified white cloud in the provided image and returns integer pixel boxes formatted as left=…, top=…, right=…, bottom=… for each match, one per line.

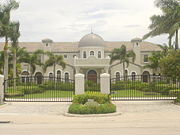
left=0, top=0, right=177, bottom=45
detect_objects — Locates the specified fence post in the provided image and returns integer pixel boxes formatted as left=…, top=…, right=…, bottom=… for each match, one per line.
left=75, top=73, right=84, bottom=95
left=100, top=73, right=110, bottom=94
left=0, top=75, right=4, bottom=105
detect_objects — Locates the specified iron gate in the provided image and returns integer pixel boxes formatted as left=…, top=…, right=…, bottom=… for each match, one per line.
left=110, top=75, right=179, bottom=101
left=4, top=76, right=75, bottom=102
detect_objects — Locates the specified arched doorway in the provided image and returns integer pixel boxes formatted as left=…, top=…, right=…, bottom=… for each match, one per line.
left=35, top=72, right=43, bottom=84
left=21, top=71, right=29, bottom=83
left=142, top=71, right=150, bottom=82
left=87, top=70, right=97, bottom=83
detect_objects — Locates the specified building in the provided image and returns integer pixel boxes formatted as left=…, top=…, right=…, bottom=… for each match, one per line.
left=0, top=33, right=161, bottom=82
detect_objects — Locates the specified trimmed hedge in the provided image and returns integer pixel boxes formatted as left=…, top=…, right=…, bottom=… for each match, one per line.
left=73, top=92, right=110, bottom=104
left=68, top=103, right=116, bottom=114
left=69, top=93, right=116, bottom=114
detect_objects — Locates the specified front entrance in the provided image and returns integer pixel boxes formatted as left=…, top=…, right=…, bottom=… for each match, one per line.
left=87, top=70, right=97, bottom=83
left=142, top=71, right=150, bottom=82
left=35, top=72, right=43, bottom=84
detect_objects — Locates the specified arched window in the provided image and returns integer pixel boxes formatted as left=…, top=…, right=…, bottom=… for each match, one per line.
left=98, top=51, right=101, bottom=58
left=65, top=73, right=69, bottom=82
left=116, top=72, right=120, bottom=81
left=21, top=71, right=29, bottom=83
left=90, top=51, right=94, bottom=56
left=131, top=72, right=136, bottom=81
left=49, top=73, right=53, bottom=81
left=57, top=70, right=61, bottom=81
left=83, top=51, right=86, bottom=58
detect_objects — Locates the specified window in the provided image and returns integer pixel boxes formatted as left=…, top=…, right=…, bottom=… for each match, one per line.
left=65, top=73, right=69, bottom=82
left=64, top=55, right=68, bottom=59
left=98, top=51, right=101, bottom=58
left=57, top=70, right=61, bottom=81
left=49, top=73, right=53, bottom=80
left=116, top=72, right=120, bottom=81
left=46, top=43, right=48, bottom=46
left=144, top=55, right=149, bottom=63
left=83, top=51, right=86, bottom=58
left=90, top=51, right=94, bottom=56
left=131, top=72, right=136, bottom=81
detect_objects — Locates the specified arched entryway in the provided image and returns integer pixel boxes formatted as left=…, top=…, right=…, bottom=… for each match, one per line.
left=35, top=72, right=43, bottom=84
left=87, top=70, right=97, bottom=83
left=142, top=71, right=150, bottom=82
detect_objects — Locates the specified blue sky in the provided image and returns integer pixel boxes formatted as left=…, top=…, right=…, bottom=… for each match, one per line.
left=0, top=0, right=174, bottom=45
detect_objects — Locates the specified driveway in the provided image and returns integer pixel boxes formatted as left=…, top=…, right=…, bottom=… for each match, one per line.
left=0, top=101, right=180, bottom=135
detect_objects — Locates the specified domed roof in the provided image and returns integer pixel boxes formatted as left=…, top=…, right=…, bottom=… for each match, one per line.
left=79, top=33, right=104, bottom=47
left=42, top=38, right=53, bottom=43
left=131, top=37, right=142, bottom=42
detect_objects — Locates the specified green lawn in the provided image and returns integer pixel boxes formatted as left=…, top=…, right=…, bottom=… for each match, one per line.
left=111, top=90, right=168, bottom=97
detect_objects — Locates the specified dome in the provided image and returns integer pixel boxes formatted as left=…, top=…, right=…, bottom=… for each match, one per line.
left=131, top=37, right=142, bottom=42
left=79, top=33, right=104, bottom=47
left=42, top=38, right=53, bottom=43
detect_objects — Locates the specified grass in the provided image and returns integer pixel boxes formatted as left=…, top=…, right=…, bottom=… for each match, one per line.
left=111, top=90, right=168, bottom=97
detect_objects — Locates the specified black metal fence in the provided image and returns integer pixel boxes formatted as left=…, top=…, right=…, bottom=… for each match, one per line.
left=110, top=75, right=180, bottom=100
left=4, top=76, right=75, bottom=102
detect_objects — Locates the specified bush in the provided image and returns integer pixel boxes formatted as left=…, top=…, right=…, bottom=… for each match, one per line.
left=73, top=92, right=110, bottom=104
left=68, top=103, right=116, bottom=114
left=5, top=91, right=24, bottom=97
left=174, top=95, right=180, bottom=103
left=23, top=86, right=44, bottom=94
left=169, top=89, right=180, bottom=96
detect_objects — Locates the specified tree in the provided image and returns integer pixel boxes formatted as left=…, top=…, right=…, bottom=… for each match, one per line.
left=144, top=52, right=162, bottom=74
left=160, top=50, right=180, bottom=80
left=9, top=21, right=20, bottom=85
left=0, top=0, right=19, bottom=83
left=44, top=52, right=66, bottom=78
left=21, top=50, right=44, bottom=76
left=143, top=0, right=180, bottom=49
left=110, top=45, right=136, bottom=77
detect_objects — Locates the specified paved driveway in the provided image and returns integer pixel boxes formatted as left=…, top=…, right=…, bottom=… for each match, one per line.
left=0, top=101, right=180, bottom=135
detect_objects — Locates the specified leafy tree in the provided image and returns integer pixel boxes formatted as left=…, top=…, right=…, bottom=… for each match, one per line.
left=110, top=45, right=136, bottom=77
left=0, top=0, right=19, bottom=82
left=160, top=50, right=180, bottom=80
left=44, top=52, right=66, bottom=78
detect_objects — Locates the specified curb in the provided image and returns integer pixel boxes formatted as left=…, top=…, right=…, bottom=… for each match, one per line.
left=0, top=103, right=11, bottom=109
left=63, top=111, right=121, bottom=117
left=174, top=102, right=180, bottom=106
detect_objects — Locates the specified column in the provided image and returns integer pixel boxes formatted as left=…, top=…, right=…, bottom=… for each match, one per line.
left=100, top=73, right=110, bottom=94
left=75, top=73, right=84, bottom=95
left=0, top=75, right=4, bottom=105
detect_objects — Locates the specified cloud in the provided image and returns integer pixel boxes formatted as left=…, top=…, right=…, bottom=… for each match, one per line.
left=0, top=0, right=174, bottom=45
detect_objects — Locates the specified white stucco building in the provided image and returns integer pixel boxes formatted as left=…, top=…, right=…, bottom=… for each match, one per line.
left=0, top=32, right=162, bottom=82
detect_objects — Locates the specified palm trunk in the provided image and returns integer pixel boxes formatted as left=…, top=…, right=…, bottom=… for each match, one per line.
left=122, top=62, right=125, bottom=81
left=175, top=30, right=179, bottom=50
left=168, top=35, right=172, bottom=48
left=13, top=48, right=17, bottom=87
left=53, top=63, right=56, bottom=89
left=4, top=36, right=9, bottom=88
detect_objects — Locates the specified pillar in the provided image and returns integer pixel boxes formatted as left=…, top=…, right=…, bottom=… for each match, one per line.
left=75, top=73, right=84, bottom=95
left=100, top=73, right=110, bottom=94
left=0, top=75, right=4, bottom=105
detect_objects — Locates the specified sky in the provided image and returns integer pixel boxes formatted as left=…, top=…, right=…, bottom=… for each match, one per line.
left=0, top=0, right=174, bottom=45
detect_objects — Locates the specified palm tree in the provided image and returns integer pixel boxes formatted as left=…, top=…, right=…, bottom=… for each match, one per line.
left=9, top=22, right=20, bottom=87
left=110, top=45, right=136, bottom=77
left=21, top=50, right=44, bottom=76
left=143, top=0, right=180, bottom=49
left=0, top=0, right=19, bottom=84
left=144, top=52, right=162, bottom=74
left=44, top=52, right=66, bottom=78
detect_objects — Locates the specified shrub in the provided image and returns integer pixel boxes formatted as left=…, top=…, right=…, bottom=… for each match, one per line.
left=174, top=95, right=180, bottom=103
left=169, top=89, right=180, bottom=96
left=73, top=92, right=110, bottom=104
left=68, top=103, right=116, bottom=114
left=23, top=86, right=44, bottom=94
left=85, top=81, right=100, bottom=92
left=5, top=91, right=24, bottom=97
